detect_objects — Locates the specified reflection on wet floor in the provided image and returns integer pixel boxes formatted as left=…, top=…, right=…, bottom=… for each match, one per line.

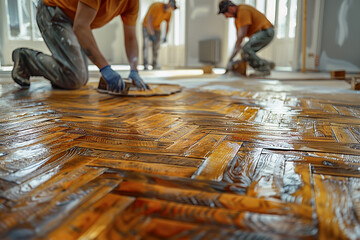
left=0, top=72, right=360, bottom=239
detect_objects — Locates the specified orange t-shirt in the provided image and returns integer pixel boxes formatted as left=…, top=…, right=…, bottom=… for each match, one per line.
left=235, top=4, right=273, bottom=37
left=143, top=2, right=172, bottom=31
left=42, top=0, right=139, bottom=29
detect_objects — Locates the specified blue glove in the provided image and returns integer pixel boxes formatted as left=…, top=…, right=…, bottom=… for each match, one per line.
left=129, top=70, right=150, bottom=90
left=100, top=65, right=124, bottom=92
left=150, top=34, right=156, bottom=42
left=162, top=36, right=167, bottom=43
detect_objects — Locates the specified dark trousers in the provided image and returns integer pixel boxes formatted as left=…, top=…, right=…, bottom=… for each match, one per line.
left=142, top=27, right=161, bottom=68
left=16, top=0, right=88, bottom=89
left=241, top=27, right=274, bottom=71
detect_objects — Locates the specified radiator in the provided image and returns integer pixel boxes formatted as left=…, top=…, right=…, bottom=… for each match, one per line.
left=198, top=39, right=221, bottom=65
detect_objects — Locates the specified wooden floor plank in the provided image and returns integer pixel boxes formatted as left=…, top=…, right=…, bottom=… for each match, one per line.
left=183, top=133, right=226, bottom=158
left=193, top=141, right=242, bottom=181
left=314, top=175, right=360, bottom=239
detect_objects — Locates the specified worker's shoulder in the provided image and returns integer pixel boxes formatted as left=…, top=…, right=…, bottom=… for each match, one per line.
left=238, top=4, right=256, bottom=11
left=150, top=2, right=164, bottom=8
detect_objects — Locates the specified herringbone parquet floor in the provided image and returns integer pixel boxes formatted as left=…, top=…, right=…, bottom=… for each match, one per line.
left=0, top=73, right=360, bottom=239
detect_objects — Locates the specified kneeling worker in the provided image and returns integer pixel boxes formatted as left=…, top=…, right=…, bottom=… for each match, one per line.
left=12, top=0, right=149, bottom=93
left=218, top=0, right=275, bottom=76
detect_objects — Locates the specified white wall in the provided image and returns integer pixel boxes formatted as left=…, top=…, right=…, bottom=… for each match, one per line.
left=0, top=0, right=5, bottom=67
left=93, top=18, right=127, bottom=65
left=295, top=0, right=360, bottom=72
left=185, top=0, right=229, bottom=68
left=319, top=0, right=360, bottom=72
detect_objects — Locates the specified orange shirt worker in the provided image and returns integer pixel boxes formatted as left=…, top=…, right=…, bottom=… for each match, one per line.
left=218, top=0, right=275, bottom=76
left=142, top=0, right=177, bottom=70
left=12, top=0, right=149, bottom=93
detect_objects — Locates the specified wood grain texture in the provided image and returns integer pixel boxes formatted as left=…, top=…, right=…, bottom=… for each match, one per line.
left=0, top=77, right=360, bottom=239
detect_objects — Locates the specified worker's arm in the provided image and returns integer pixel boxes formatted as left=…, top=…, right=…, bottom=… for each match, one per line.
left=73, top=2, right=124, bottom=92
left=124, top=25, right=139, bottom=71
left=228, top=25, right=248, bottom=64
left=73, top=2, right=108, bottom=69
left=145, top=14, right=156, bottom=42
left=124, top=24, right=150, bottom=90
left=163, top=21, right=170, bottom=43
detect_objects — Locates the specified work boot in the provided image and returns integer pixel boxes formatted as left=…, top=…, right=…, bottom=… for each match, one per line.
left=250, top=69, right=271, bottom=77
left=250, top=65, right=271, bottom=77
left=12, top=48, right=30, bottom=88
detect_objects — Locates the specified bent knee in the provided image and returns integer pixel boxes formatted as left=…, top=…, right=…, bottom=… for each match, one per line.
left=69, top=68, right=88, bottom=88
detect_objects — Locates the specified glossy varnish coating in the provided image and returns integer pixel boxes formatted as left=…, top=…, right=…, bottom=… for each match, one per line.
left=0, top=77, right=360, bottom=239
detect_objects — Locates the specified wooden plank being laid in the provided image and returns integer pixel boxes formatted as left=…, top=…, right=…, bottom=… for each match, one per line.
left=193, top=141, right=241, bottom=181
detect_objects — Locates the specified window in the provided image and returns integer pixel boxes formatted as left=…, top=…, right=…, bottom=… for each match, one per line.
left=243, top=0, right=298, bottom=39
left=288, top=0, right=298, bottom=38
left=277, top=0, right=288, bottom=38
left=6, top=0, right=42, bottom=40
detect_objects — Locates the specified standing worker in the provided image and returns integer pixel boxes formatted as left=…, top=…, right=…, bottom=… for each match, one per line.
left=218, top=0, right=275, bottom=76
left=142, top=0, right=177, bottom=70
left=11, top=0, right=149, bottom=93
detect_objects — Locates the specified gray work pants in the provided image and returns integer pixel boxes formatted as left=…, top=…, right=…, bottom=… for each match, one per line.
left=142, top=27, right=161, bottom=68
left=16, top=0, right=88, bottom=89
left=241, top=27, right=274, bottom=71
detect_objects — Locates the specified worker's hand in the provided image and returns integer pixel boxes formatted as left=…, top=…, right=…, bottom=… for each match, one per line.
left=129, top=70, right=151, bottom=90
left=162, top=36, right=167, bottom=43
left=100, top=65, right=125, bottom=92
left=150, top=34, right=156, bottom=42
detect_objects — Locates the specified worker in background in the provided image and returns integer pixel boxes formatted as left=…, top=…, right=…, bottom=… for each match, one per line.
left=218, top=0, right=275, bottom=76
left=11, top=0, right=149, bottom=93
left=142, top=0, right=177, bottom=70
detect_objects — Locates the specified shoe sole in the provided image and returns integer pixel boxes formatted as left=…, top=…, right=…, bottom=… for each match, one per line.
left=12, top=49, right=30, bottom=88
